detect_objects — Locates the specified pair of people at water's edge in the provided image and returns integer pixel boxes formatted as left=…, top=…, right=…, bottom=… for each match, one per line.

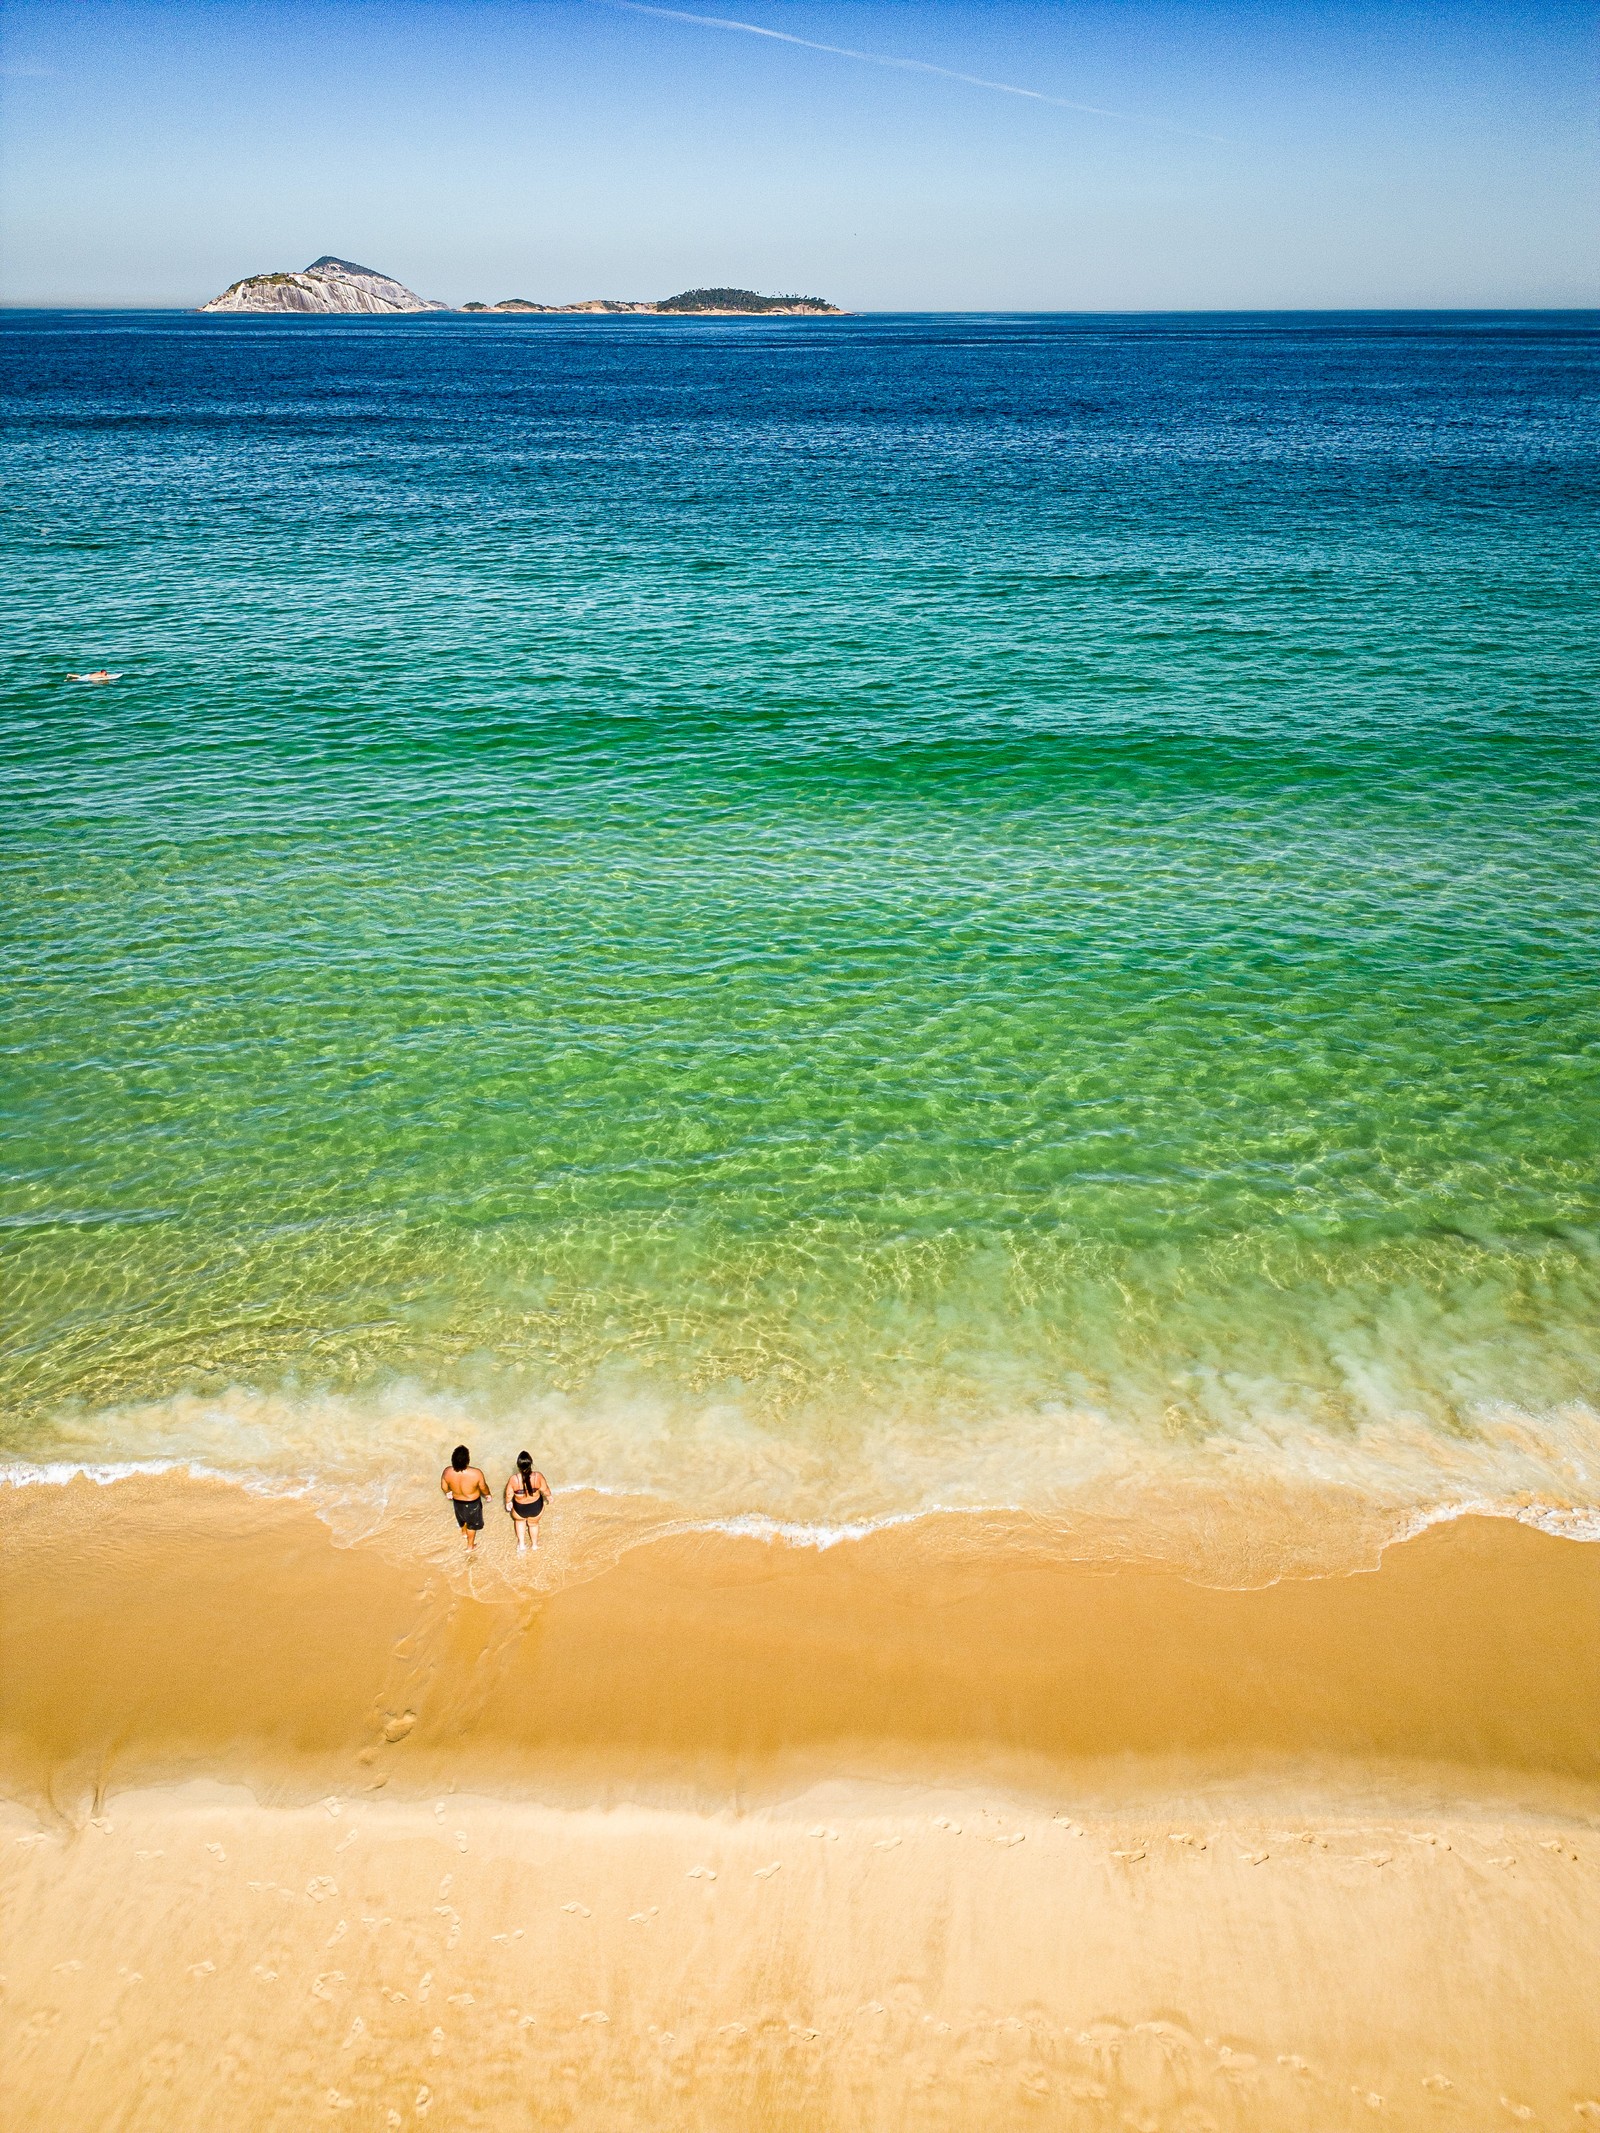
left=440, top=1446, right=551, bottom=1550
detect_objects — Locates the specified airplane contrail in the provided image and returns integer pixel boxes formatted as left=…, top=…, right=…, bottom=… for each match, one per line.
left=604, top=1, right=1228, bottom=143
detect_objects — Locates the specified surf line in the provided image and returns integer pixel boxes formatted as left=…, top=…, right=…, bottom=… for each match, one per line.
left=602, top=0, right=1232, bottom=144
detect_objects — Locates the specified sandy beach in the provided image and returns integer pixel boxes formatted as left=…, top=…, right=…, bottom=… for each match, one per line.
left=4, top=1477, right=1597, bottom=2129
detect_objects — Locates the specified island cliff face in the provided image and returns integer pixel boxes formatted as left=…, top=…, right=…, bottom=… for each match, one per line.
left=201, top=257, right=446, bottom=314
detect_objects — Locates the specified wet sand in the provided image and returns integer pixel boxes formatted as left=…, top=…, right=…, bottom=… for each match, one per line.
left=3, top=1476, right=1598, bottom=2127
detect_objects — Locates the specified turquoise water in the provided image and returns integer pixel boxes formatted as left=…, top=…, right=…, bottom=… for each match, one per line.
left=3, top=310, right=1598, bottom=1539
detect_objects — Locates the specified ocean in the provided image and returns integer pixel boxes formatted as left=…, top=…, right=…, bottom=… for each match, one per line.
left=3, top=307, right=1598, bottom=1569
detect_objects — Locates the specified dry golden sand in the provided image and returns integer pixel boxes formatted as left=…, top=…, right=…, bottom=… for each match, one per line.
left=2, top=1476, right=1598, bottom=2129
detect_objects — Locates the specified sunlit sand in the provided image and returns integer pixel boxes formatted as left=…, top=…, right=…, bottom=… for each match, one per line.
left=3, top=1478, right=1596, bottom=2128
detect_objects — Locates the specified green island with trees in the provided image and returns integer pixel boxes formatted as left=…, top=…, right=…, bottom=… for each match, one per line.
left=655, top=288, right=839, bottom=313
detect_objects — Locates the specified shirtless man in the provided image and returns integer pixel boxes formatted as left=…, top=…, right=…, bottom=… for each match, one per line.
left=441, top=1444, right=492, bottom=1548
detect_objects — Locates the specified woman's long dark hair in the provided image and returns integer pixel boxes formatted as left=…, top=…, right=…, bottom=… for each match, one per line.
left=517, top=1451, right=533, bottom=1483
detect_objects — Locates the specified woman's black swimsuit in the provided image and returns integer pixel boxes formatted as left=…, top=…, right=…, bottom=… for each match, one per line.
left=511, top=1490, right=545, bottom=1521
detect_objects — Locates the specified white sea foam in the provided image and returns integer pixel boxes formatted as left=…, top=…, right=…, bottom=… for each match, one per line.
left=0, top=1458, right=312, bottom=1495
left=1392, top=1496, right=1600, bottom=1548
left=665, top=1505, right=971, bottom=1550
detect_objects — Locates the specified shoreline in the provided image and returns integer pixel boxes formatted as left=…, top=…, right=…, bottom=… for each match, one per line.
left=7, top=1426, right=1599, bottom=1592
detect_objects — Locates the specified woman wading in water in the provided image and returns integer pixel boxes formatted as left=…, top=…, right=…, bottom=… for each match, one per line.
left=504, top=1452, right=551, bottom=1551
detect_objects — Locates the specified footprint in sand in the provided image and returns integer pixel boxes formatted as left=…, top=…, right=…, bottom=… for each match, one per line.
left=53, top=1960, right=84, bottom=1974
left=1238, top=1851, right=1270, bottom=1866
left=1112, top=1849, right=1147, bottom=1863
left=188, top=1960, right=216, bottom=1979
left=447, top=1992, right=474, bottom=2008
left=438, top=1875, right=453, bottom=1895
left=561, top=1902, right=591, bottom=1917
left=1278, top=2056, right=1311, bottom=2074
left=324, top=1798, right=343, bottom=1819
left=754, top=1862, right=782, bottom=1879
left=1354, top=2090, right=1385, bottom=2110
left=1501, top=2102, right=1534, bottom=2121
left=326, top=2090, right=354, bottom=2112
left=205, top=1844, right=227, bottom=1862
left=326, top=1921, right=348, bottom=1948
left=91, top=1816, right=114, bottom=1833
left=579, top=2010, right=609, bottom=2025
left=933, top=1818, right=962, bottom=1834
left=311, top=1972, right=346, bottom=2000
left=995, top=1832, right=1025, bottom=1847
left=341, top=2016, right=365, bottom=2048
left=417, top=1973, right=433, bottom=2001
left=1573, top=2104, right=1600, bottom=2121
left=306, top=1877, right=339, bottom=1902
left=382, top=1712, right=416, bottom=1744
left=873, top=1838, right=901, bottom=1851
left=137, top=1849, right=165, bottom=1862
left=629, top=1908, right=658, bottom=1923
left=388, top=2114, right=403, bottom=2129
left=1421, top=2074, right=1453, bottom=2091
left=253, top=1965, right=279, bottom=1983
left=334, top=1830, right=358, bottom=1854
left=808, top=1826, right=839, bottom=1841
left=687, top=1866, right=717, bottom=1881
left=414, top=2085, right=432, bottom=2116
left=1539, top=1839, right=1578, bottom=1861
left=454, top=1831, right=469, bottom=1853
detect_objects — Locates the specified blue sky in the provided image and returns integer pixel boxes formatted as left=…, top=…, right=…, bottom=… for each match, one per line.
left=1, top=0, right=1594, bottom=306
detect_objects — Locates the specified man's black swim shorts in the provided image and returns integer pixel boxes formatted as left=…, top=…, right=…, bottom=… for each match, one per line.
left=453, top=1498, right=485, bottom=1530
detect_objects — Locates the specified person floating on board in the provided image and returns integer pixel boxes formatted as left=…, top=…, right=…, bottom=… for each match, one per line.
left=441, top=1444, right=492, bottom=1548
left=504, top=1452, right=551, bottom=1552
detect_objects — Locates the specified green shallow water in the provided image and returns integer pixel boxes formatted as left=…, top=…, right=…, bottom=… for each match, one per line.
left=2, top=310, right=1598, bottom=1533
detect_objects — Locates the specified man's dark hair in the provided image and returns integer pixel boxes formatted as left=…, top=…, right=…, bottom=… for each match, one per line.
left=451, top=1445, right=470, bottom=1471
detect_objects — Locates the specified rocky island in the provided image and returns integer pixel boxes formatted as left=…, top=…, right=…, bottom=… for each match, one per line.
left=201, top=260, right=844, bottom=318
left=201, top=256, right=446, bottom=314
